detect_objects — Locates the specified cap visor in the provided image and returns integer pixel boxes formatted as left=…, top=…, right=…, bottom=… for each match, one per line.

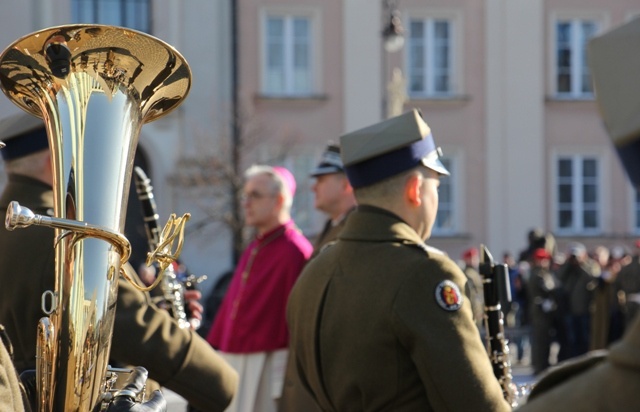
left=310, top=166, right=342, bottom=177
left=422, top=157, right=450, bottom=176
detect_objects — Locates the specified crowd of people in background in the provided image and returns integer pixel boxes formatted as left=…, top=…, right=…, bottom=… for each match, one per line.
left=456, top=229, right=640, bottom=377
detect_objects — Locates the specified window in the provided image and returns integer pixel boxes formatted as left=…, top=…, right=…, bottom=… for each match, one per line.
left=433, top=157, right=456, bottom=235
left=556, top=156, right=600, bottom=233
left=407, top=18, right=453, bottom=97
left=555, top=19, right=598, bottom=98
left=635, top=189, right=640, bottom=232
left=263, top=13, right=314, bottom=97
left=72, top=0, right=150, bottom=33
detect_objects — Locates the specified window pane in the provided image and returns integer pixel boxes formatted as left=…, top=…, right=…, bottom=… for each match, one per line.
left=559, top=159, right=572, bottom=177
left=409, top=21, right=425, bottom=93
left=583, top=184, right=597, bottom=203
left=559, top=210, right=573, bottom=228
left=559, top=184, right=573, bottom=203
left=72, top=0, right=150, bottom=32
left=582, top=159, right=596, bottom=177
left=583, top=210, right=598, bottom=229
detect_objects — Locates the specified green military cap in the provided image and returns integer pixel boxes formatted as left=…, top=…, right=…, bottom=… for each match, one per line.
left=0, top=112, right=47, bottom=160
left=588, top=16, right=640, bottom=188
left=339, top=108, right=449, bottom=188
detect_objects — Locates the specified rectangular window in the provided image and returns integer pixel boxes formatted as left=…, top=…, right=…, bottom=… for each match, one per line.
left=635, top=190, right=640, bottom=232
left=263, top=14, right=313, bottom=96
left=433, top=157, right=455, bottom=234
left=556, top=156, right=600, bottom=233
left=72, top=0, right=150, bottom=33
left=408, top=18, right=452, bottom=97
left=555, top=19, right=597, bottom=98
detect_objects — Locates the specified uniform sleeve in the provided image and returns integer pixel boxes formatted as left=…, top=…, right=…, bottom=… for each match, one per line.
left=0, top=328, right=26, bottom=412
left=111, top=264, right=238, bottom=411
left=391, top=257, right=511, bottom=412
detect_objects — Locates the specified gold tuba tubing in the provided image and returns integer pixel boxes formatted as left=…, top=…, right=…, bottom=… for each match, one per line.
left=0, top=25, right=191, bottom=411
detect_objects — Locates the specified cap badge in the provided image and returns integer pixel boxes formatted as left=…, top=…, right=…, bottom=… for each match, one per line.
left=435, top=280, right=463, bottom=311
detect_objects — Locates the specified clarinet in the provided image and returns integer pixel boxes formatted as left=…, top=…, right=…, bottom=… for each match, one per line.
left=133, top=166, right=206, bottom=330
left=478, top=244, right=517, bottom=407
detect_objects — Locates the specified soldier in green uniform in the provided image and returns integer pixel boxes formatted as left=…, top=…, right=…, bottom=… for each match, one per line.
left=308, top=143, right=357, bottom=259
left=286, top=109, right=511, bottom=411
left=0, top=112, right=238, bottom=412
left=280, top=143, right=356, bottom=412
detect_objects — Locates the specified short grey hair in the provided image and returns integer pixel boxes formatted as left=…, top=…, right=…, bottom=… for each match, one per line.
left=244, top=164, right=293, bottom=211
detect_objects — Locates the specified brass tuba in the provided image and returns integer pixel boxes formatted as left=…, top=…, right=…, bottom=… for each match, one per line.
left=0, top=25, right=191, bottom=411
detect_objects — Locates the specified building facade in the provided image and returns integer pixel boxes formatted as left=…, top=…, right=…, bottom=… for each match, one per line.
left=1, top=0, right=640, bottom=294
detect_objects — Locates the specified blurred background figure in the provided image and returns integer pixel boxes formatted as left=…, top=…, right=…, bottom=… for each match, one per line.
left=504, top=252, right=530, bottom=365
left=556, top=243, right=599, bottom=361
left=527, top=248, right=559, bottom=375
left=308, top=143, right=357, bottom=258
left=590, top=245, right=627, bottom=350
left=461, top=247, right=484, bottom=329
left=206, top=165, right=312, bottom=412
left=616, top=240, right=640, bottom=331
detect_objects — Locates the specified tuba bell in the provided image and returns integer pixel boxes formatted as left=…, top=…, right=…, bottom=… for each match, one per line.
left=0, top=24, right=191, bottom=411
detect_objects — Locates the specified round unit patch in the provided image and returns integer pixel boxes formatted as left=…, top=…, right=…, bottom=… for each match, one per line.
left=435, top=280, right=463, bottom=311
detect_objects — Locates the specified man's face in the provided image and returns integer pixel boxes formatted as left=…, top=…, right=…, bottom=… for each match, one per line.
left=242, top=174, right=279, bottom=229
left=419, top=168, right=440, bottom=240
left=312, top=173, right=347, bottom=215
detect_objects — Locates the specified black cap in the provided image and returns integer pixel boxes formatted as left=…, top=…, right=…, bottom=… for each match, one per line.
left=0, top=112, right=48, bottom=160
left=310, top=143, right=344, bottom=177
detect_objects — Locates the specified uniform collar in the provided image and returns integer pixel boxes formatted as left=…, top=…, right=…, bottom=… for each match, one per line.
left=339, top=205, right=426, bottom=248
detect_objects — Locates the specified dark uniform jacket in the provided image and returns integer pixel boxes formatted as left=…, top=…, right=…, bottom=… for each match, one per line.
left=517, top=314, right=640, bottom=411
left=287, top=205, right=510, bottom=412
left=0, top=174, right=238, bottom=412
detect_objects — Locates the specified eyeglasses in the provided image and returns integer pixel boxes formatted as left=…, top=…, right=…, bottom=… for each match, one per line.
left=241, top=191, right=276, bottom=202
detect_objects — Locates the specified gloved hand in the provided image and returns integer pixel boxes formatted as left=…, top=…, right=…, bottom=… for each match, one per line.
left=108, top=367, right=166, bottom=412
left=19, top=369, right=37, bottom=412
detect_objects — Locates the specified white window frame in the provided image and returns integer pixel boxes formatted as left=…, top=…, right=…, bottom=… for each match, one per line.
left=404, top=8, right=462, bottom=99
left=548, top=10, right=609, bottom=99
left=551, top=149, right=609, bottom=235
left=260, top=6, right=322, bottom=98
left=432, top=150, right=463, bottom=236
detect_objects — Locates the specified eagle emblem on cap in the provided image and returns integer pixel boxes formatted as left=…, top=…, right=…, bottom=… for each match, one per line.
left=435, top=280, right=463, bottom=311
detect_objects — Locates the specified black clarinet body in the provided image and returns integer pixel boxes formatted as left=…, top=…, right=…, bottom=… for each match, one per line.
left=479, top=244, right=516, bottom=407
left=133, top=166, right=161, bottom=251
left=133, top=166, right=203, bottom=329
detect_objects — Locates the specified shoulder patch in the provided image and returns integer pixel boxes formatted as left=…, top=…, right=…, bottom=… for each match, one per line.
left=435, top=280, right=463, bottom=311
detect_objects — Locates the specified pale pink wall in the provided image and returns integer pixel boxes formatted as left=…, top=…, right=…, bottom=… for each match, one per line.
left=238, top=0, right=344, bottom=150
left=401, top=0, right=488, bottom=256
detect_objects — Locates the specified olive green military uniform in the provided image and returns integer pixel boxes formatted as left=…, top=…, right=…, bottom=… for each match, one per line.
left=309, top=207, right=355, bottom=260
left=616, top=255, right=640, bottom=328
left=287, top=206, right=510, bottom=411
left=0, top=325, right=28, bottom=412
left=0, top=174, right=238, bottom=412
left=280, top=210, right=355, bottom=412
left=517, top=314, right=640, bottom=411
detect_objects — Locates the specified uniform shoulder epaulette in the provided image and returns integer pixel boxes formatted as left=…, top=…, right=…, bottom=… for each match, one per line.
left=318, top=240, right=337, bottom=255
left=411, top=242, right=445, bottom=257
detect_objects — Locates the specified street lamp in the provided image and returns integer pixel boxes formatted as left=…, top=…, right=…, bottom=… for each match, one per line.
left=382, top=0, right=404, bottom=52
left=381, top=0, right=405, bottom=118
